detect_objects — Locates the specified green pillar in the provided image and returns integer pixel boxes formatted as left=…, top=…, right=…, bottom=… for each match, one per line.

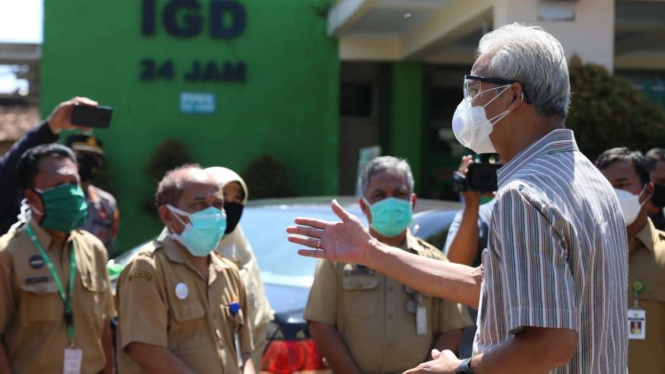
left=390, top=62, right=425, bottom=193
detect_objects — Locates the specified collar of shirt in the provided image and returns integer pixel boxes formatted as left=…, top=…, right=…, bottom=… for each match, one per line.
left=26, top=218, right=58, bottom=251
left=404, top=230, right=424, bottom=254
left=87, top=184, right=101, bottom=204
left=160, top=236, right=231, bottom=284
left=631, top=218, right=661, bottom=253
left=498, top=129, right=579, bottom=187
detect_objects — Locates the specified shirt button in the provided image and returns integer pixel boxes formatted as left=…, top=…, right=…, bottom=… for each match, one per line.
left=387, top=314, right=393, bottom=320
left=388, top=286, right=394, bottom=292
left=216, top=329, right=222, bottom=339
left=387, top=343, right=393, bottom=349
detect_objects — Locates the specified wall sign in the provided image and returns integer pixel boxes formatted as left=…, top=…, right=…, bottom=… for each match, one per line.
left=180, top=92, right=216, bottom=114
left=140, top=0, right=247, bottom=84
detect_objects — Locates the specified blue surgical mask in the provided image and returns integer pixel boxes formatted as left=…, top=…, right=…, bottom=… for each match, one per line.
left=364, top=197, right=413, bottom=237
left=168, top=205, right=227, bottom=257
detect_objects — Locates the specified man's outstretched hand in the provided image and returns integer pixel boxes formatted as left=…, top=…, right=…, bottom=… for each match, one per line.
left=287, top=199, right=375, bottom=265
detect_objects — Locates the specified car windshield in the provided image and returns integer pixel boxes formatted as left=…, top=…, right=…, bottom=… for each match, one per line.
left=242, top=205, right=364, bottom=288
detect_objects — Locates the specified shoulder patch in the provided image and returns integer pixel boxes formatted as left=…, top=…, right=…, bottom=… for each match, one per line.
left=129, top=271, right=153, bottom=281
left=415, top=238, right=446, bottom=260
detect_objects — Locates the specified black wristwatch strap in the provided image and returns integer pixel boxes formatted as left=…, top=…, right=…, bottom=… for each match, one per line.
left=456, top=358, right=475, bottom=374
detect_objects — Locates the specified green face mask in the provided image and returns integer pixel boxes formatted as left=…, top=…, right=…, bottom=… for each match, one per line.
left=33, top=184, right=88, bottom=233
left=364, top=197, right=413, bottom=237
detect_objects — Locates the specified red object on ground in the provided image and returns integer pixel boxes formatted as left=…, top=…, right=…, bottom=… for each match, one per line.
left=261, top=339, right=328, bottom=374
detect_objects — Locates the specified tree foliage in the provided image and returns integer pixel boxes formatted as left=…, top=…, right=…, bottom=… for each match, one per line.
left=242, top=154, right=295, bottom=199
left=142, top=138, right=194, bottom=214
left=567, top=56, right=665, bottom=161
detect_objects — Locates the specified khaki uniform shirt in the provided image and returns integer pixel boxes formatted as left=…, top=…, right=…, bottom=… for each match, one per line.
left=116, top=237, right=254, bottom=374
left=628, top=219, right=665, bottom=373
left=0, top=220, right=114, bottom=374
left=304, top=231, right=473, bottom=374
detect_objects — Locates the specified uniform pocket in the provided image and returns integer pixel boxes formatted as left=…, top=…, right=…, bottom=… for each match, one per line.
left=173, top=302, right=206, bottom=322
left=170, top=302, right=206, bottom=352
left=81, top=272, right=107, bottom=292
left=341, top=265, right=379, bottom=317
left=20, top=281, right=60, bottom=324
left=80, top=272, right=109, bottom=325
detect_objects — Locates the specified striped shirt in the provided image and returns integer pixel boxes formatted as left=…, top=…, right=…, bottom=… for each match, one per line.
left=474, top=129, right=628, bottom=373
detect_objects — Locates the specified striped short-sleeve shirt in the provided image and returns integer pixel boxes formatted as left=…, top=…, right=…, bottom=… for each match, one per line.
left=474, top=129, right=628, bottom=373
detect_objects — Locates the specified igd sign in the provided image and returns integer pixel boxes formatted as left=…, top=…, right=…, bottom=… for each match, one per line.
left=139, top=0, right=247, bottom=83
left=142, top=0, right=246, bottom=39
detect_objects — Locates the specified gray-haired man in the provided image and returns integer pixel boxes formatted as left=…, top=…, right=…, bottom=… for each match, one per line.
left=289, top=24, right=628, bottom=374
left=304, top=156, right=472, bottom=374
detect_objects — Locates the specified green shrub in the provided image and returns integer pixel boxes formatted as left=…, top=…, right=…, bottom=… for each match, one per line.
left=142, top=138, right=194, bottom=214
left=242, top=154, right=295, bottom=199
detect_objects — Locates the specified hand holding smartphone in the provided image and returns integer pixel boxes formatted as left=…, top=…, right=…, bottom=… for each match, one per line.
left=70, top=104, right=113, bottom=129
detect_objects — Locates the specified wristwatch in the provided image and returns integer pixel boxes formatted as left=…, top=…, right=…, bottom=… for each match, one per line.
left=456, top=358, right=475, bottom=374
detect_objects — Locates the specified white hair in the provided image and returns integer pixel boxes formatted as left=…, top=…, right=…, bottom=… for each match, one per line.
left=477, top=23, right=570, bottom=119
left=361, top=156, right=414, bottom=197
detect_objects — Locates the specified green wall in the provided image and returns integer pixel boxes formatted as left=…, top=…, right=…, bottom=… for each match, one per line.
left=389, top=62, right=424, bottom=193
left=42, top=0, right=339, bottom=254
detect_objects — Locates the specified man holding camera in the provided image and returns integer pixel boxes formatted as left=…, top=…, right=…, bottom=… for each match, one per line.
left=443, top=155, right=501, bottom=359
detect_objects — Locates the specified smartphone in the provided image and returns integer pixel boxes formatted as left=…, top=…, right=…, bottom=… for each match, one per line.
left=70, top=104, right=113, bottom=129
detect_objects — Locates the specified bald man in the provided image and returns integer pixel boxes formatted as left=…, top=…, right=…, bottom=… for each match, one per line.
left=115, top=164, right=255, bottom=374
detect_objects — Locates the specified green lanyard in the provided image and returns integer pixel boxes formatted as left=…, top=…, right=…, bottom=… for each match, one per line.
left=25, top=225, right=76, bottom=343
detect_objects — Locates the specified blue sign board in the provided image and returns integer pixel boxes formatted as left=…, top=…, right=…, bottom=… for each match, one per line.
left=180, top=92, right=216, bottom=114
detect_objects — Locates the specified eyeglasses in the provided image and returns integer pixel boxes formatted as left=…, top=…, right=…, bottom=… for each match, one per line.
left=464, top=75, right=532, bottom=104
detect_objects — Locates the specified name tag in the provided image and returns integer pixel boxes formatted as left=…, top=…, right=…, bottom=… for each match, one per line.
left=63, top=347, right=83, bottom=374
left=416, top=306, right=428, bottom=336
left=628, top=309, right=646, bottom=340
left=24, top=276, right=49, bottom=285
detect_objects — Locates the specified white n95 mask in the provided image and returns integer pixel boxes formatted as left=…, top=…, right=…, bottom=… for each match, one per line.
left=452, top=86, right=511, bottom=154
left=615, top=187, right=646, bottom=226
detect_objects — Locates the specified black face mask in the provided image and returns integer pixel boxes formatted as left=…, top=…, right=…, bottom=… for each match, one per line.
left=78, top=156, right=100, bottom=182
left=651, top=184, right=665, bottom=208
left=224, top=202, right=244, bottom=235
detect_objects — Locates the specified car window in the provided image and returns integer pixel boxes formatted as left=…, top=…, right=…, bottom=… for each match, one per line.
left=242, top=206, right=363, bottom=288
left=410, top=210, right=460, bottom=250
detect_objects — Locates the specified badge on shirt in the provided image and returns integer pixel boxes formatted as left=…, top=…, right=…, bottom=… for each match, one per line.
left=416, top=294, right=427, bottom=336
left=63, top=347, right=83, bottom=374
left=29, top=254, right=44, bottom=269
left=628, top=309, right=646, bottom=340
left=175, top=282, right=188, bottom=300
left=25, top=276, right=49, bottom=285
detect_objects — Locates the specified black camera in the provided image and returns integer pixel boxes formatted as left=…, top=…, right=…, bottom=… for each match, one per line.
left=453, top=155, right=501, bottom=193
